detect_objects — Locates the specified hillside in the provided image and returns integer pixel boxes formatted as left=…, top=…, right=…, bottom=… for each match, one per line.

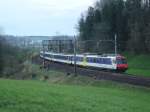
left=126, top=54, right=150, bottom=77
left=0, top=79, right=150, bottom=112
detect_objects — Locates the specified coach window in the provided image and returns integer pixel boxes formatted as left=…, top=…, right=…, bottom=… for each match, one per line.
left=97, top=58, right=100, bottom=63
left=93, top=58, right=96, bottom=63
left=90, top=58, right=92, bottom=63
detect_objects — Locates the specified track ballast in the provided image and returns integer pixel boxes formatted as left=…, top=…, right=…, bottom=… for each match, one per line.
left=32, top=56, right=150, bottom=87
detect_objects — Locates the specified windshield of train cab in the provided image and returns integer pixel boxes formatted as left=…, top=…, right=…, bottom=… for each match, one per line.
left=117, top=58, right=127, bottom=64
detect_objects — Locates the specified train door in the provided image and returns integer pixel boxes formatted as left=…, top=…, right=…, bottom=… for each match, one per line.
left=82, top=54, right=87, bottom=66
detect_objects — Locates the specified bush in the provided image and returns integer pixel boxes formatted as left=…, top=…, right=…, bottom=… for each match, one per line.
left=0, top=36, right=32, bottom=78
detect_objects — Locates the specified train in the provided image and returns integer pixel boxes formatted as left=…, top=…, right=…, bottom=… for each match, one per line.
left=40, top=51, right=128, bottom=72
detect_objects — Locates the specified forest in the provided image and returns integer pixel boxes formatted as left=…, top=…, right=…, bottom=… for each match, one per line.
left=78, top=0, right=150, bottom=54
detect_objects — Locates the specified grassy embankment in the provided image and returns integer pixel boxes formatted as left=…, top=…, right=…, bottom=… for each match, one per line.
left=0, top=61, right=150, bottom=112
left=0, top=78, right=150, bottom=112
left=125, top=54, right=150, bottom=77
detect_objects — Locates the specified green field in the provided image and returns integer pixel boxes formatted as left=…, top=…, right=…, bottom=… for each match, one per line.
left=0, top=79, right=150, bottom=112
left=125, top=54, right=150, bottom=77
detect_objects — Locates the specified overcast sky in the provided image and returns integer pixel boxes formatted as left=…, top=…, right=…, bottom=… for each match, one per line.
left=0, top=0, right=94, bottom=36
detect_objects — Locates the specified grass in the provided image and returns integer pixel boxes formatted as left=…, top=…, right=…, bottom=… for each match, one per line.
left=0, top=79, right=150, bottom=112
left=1, top=61, right=150, bottom=112
left=124, top=54, right=150, bottom=77
left=127, top=69, right=150, bottom=77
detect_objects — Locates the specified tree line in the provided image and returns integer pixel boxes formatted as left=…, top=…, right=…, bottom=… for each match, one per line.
left=77, top=0, right=150, bottom=54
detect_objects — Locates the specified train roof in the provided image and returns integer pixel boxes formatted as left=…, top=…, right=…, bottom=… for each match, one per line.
left=41, top=51, right=123, bottom=58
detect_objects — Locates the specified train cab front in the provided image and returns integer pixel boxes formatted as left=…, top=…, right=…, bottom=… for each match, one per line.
left=116, top=55, right=128, bottom=72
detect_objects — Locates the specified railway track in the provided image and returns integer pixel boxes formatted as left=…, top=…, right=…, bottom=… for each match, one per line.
left=32, top=57, right=150, bottom=87
left=47, top=61, right=150, bottom=87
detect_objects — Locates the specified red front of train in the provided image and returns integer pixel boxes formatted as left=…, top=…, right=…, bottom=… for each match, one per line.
left=116, top=55, right=128, bottom=72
